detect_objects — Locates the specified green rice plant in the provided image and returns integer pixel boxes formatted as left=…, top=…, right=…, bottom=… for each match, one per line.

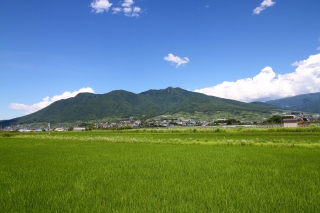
left=1, top=132, right=15, bottom=137
left=0, top=137, right=319, bottom=212
left=10, top=129, right=320, bottom=148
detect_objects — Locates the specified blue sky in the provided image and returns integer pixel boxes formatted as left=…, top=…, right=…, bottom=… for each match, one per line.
left=1, top=0, right=320, bottom=120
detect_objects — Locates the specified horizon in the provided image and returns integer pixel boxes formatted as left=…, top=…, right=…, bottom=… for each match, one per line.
left=1, top=0, right=320, bottom=120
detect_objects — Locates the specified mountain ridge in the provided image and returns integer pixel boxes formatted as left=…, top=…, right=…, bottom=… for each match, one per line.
left=1, top=87, right=279, bottom=126
left=265, top=92, right=320, bottom=113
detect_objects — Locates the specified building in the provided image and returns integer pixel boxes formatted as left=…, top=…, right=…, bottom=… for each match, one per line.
left=73, top=127, right=86, bottom=131
left=283, top=119, right=298, bottom=127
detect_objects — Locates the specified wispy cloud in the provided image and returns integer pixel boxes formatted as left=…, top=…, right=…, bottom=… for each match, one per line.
left=123, top=7, right=132, bottom=14
left=253, top=0, right=275, bottom=15
left=195, top=53, right=320, bottom=102
left=122, top=0, right=134, bottom=7
left=91, top=0, right=142, bottom=17
left=10, top=88, right=95, bottom=115
left=133, top=7, right=141, bottom=13
left=164, top=53, right=190, bottom=67
left=122, top=0, right=141, bottom=17
left=112, top=7, right=122, bottom=14
left=317, top=47, right=320, bottom=51
left=91, top=0, right=113, bottom=13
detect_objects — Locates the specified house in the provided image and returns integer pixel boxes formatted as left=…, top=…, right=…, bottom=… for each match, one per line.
left=283, top=119, right=298, bottom=127
left=73, top=127, right=86, bottom=131
left=18, top=129, right=32, bottom=132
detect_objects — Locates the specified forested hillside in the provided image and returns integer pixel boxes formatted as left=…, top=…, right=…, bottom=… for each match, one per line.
left=0, top=87, right=278, bottom=126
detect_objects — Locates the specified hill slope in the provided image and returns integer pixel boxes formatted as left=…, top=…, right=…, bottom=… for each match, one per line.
left=266, top=92, right=320, bottom=113
left=1, top=87, right=278, bottom=126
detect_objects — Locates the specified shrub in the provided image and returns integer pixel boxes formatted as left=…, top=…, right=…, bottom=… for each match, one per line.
left=1, top=133, right=13, bottom=137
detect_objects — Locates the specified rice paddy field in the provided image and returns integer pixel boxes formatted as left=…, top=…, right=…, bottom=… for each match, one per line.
left=1, top=127, right=320, bottom=212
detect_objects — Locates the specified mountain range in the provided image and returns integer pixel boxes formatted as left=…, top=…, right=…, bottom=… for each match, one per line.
left=2, top=88, right=319, bottom=127
left=1, top=87, right=278, bottom=126
left=265, top=92, right=320, bottom=113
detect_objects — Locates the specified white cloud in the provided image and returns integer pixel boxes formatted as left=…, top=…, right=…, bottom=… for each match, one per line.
left=253, top=0, right=275, bottom=15
left=112, top=7, right=122, bottom=14
left=195, top=53, right=320, bottom=102
left=133, top=7, right=141, bottom=13
left=164, top=53, right=190, bottom=67
left=122, top=0, right=142, bottom=17
left=122, top=0, right=134, bottom=8
left=123, top=7, right=132, bottom=15
left=10, top=87, right=95, bottom=115
left=317, top=47, right=320, bottom=50
left=91, top=0, right=142, bottom=17
left=131, top=7, right=141, bottom=17
left=91, top=0, right=113, bottom=13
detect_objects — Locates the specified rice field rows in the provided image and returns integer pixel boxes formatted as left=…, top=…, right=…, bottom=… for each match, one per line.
left=10, top=127, right=320, bottom=148
left=1, top=129, right=320, bottom=212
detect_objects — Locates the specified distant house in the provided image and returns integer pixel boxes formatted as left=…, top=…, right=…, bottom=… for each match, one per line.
left=18, top=129, right=32, bottom=132
left=283, top=119, right=298, bottom=127
left=73, top=127, right=86, bottom=131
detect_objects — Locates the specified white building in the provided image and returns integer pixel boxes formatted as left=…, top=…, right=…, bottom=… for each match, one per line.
left=283, top=119, right=298, bottom=127
left=73, top=127, right=86, bottom=131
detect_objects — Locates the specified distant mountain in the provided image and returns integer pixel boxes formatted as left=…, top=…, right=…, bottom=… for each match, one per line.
left=266, top=92, right=320, bottom=113
left=249, top=102, right=276, bottom=107
left=0, top=87, right=279, bottom=126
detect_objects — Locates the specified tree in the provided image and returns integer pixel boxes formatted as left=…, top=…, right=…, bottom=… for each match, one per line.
left=265, top=115, right=283, bottom=124
left=85, top=124, right=93, bottom=131
left=226, top=119, right=239, bottom=125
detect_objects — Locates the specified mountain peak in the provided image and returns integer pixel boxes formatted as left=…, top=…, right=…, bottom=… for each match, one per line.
left=0, top=87, right=279, bottom=126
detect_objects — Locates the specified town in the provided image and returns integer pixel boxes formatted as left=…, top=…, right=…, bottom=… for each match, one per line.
left=2, top=112, right=319, bottom=132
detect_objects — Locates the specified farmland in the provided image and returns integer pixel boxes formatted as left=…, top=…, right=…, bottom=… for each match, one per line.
left=1, top=128, right=320, bottom=212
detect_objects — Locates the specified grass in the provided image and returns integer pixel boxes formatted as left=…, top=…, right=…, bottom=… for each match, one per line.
left=1, top=129, right=320, bottom=212
left=11, top=127, right=320, bottom=147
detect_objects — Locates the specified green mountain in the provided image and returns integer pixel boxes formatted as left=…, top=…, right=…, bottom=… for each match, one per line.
left=265, top=92, right=320, bottom=113
left=1, top=87, right=278, bottom=126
